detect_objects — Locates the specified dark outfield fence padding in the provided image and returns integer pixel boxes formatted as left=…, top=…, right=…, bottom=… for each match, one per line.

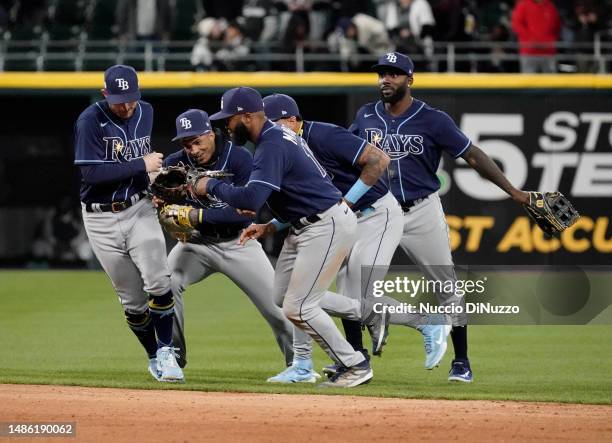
left=0, top=73, right=610, bottom=265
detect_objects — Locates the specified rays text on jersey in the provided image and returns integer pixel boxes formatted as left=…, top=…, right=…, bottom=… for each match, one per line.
left=103, top=136, right=152, bottom=161
left=365, top=128, right=424, bottom=159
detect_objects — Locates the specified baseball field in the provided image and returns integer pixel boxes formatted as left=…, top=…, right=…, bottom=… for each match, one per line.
left=1, top=270, right=611, bottom=441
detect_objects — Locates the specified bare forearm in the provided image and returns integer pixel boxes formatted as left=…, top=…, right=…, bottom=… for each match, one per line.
left=462, top=145, right=527, bottom=202
left=358, top=144, right=390, bottom=185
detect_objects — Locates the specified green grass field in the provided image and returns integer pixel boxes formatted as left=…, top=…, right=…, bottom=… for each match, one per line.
left=1, top=271, right=611, bottom=404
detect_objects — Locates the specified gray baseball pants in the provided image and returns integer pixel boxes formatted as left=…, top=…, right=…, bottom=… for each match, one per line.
left=82, top=198, right=171, bottom=313
left=169, top=236, right=294, bottom=366
left=397, top=191, right=467, bottom=326
left=274, top=201, right=365, bottom=368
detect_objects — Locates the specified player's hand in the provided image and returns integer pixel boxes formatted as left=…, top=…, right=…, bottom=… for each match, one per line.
left=236, top=208, right=257, bottom=217
left=191, top=176, right=211, bottom=197
left=342, top=197, right=353, bottom=208
left=511, top=190, right=530, bottom=205
left=151, top=196, right=165, bottom=208
left=143, top=152, right=163, bottom=173
left=238, top=223, right=275, bottom=245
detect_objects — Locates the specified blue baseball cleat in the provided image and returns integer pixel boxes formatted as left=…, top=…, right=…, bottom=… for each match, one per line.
left=448, top=359, right=473, bottom=383
left=417, top=316, right=452, bottom=370
left=267, top=358, right=321, bottom=383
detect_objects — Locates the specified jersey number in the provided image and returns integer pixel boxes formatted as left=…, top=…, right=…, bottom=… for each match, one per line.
left=281, top=126, right=327, bottom=177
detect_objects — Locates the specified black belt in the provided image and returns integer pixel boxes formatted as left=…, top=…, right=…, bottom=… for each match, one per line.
left=291, top=200, right=342, bottom=230
left=291, top=214, right=321, bottom=230
left=84, top=191, right=147, bottom=213
left=400, top=195, right=430, bottom=212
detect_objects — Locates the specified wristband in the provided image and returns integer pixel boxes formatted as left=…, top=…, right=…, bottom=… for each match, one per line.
left=270, top=219, right=291, bottom=231
left=344, top=178, right=372, bottom=204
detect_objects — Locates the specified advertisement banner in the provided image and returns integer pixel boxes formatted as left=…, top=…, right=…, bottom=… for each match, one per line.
left=407, top=93, right=612, bottom=265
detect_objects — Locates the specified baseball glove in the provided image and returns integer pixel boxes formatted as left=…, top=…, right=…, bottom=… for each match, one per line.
left=158, top=204, right=199, bottom=242
left=185, top=168, right=234, bottom=200
left=150, top=165, right=189, bottom=204
left=523, top=191, right=580, bottom=237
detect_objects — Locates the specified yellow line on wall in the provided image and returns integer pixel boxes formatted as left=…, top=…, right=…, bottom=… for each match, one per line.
left=1, top=72, right=612, bottom=89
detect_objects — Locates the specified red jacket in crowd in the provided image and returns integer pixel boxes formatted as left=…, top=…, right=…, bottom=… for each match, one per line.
left=511, top=0, right=561, bottom=55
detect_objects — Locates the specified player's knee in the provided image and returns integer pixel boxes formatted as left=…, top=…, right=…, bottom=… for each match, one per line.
left=169, top=273, right=185, bottom=298
left=148, top=290, right=175, bottom=314
left=282, top=301, right=301, bottom=323
left=124, top=309, right=151, bottom=331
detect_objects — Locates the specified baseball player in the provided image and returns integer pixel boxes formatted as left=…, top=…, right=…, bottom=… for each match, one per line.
left=73, top=65, right=183, bottom=382
left=189, top=86, right=390, bottom=388
left=157, top=108, right=294, bottom=369
left=350, top=52, right=531, bottom=382
left=263, top=94, right=451, bottom=382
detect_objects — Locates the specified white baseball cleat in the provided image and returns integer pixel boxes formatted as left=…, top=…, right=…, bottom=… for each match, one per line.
left=156, top=346, right=185, bottom=383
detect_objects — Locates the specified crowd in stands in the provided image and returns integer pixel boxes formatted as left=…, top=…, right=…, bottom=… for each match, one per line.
left=1, top=0, right=611, bottom=72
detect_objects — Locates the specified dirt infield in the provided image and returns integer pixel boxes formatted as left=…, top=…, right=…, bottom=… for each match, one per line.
left=1, top=385, right=611, bottom=442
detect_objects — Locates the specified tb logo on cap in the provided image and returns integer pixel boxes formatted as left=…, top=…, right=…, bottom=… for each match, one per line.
left=180, top=118, right=192, bottom=129
left=115, top=78, right=129, bottom=90
left=386, top=53, right=397, bottom=63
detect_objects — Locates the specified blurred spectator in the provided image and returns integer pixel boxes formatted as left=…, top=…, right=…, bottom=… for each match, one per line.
left=327, top=14, right=392, bottom=71
left=393, top=0, right=436, bottom=69
left=327, top=17, right=370, bottom=71
left=116, top=0, right=173, bottom=41
left=242, top=0, right=278, bottom=41
left=373, top=0, right=400, bottom=30
left=572, top=0, right=605, bottom=72
left=191, top=17, right=224, bottom=70
left=471, top=1, right=513, bottom=72
left=215, top=21, right=250, bottom=70
left=511, top=0, right=561, bottom=73
left=191, top=18, right=250, bottom=70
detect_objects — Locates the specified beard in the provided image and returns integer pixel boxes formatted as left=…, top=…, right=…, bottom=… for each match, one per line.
left=380, top=83, right=408, bottom=105
left=231, top=121, right=251, bottom=146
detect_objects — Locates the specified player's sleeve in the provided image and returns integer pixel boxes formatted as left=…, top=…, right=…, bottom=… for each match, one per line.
left=434, top=111, right=472, bottom=158
left=199, top=147, right=255, bottom=224
left=199, top=204, right=253, bottom=225
left=74, top=117, right=145, bottom=185
left=310, top=122, right=367, bottom=166
left=207, top=141, right=282, bottom=210
left=229, top=146, right=253, bottom=186
left=163, top=151, right=184, bottom=167
left=206, top=180, right=271, bottom=212
left=347, top=105, right=367, bottom=136
left=246, top=140, right=284, bottom=191
left=74, top=117, right=105, bottom=165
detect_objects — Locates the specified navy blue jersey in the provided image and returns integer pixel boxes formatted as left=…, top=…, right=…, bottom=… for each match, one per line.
left=74, top=100, right=153, bottom=204
left=349, top=99, right=471, bottom=202
left=164, top=138, right=252, bottom=229
left=302, top=120, right=388, bottom=212
left=208, top=120, right=342, bottom=222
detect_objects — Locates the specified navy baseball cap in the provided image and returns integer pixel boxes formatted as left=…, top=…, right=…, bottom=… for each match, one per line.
left=372, top=52, right=414, bottom=76
left=104, top=64, right=141, bottom=104
left=263, top=94, right=301, bottom=121
left=172, top=109, right=212, bottom=141
left=209, top=87, right=264, bottom=120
